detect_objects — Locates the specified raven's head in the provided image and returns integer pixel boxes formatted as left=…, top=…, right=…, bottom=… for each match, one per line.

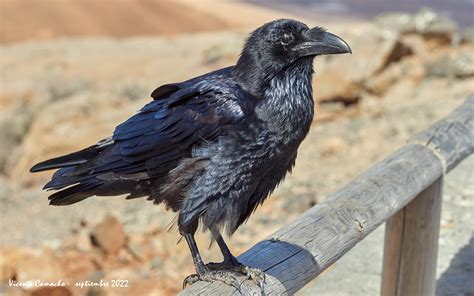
left=234, top=19, right=351, bottom=96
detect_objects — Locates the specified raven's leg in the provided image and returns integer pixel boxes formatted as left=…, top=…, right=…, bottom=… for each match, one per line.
left=207, top=231, right=243, bottom=268
left=207, top=231, right=265, bottom=284
left=215, top=232, right=240, bottom=265
left=182, top=233, right=240, bottom=289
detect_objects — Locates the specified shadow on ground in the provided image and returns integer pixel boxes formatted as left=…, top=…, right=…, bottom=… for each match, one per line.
left=437, top=236, right=474, bottom=296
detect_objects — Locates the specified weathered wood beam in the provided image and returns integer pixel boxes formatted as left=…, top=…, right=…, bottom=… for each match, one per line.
left=381, top=178, right=443, bottom=296
left=180, top=95, right=473, bottom=295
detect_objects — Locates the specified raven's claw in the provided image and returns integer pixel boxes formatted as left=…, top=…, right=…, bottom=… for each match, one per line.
left=183, top=268, right=241, bottom=292
left=207, top=260, right=265, bottom=287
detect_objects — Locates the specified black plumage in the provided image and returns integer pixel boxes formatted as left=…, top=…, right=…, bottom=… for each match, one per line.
left=31, top=19, right=351, bottom=286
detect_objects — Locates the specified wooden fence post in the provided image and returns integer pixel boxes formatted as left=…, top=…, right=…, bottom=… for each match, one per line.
left=381, top=177, right=443, bottom=296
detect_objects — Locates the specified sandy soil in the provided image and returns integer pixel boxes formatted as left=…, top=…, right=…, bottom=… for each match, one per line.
left=0, top=0, right=229, bottom=43
left=0, top=0, right=301, bottom=44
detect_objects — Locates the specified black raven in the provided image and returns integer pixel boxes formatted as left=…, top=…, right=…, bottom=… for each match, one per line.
left=31, top=19, right=351, bottom=287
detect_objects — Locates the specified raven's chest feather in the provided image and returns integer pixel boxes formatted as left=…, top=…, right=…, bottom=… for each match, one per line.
left=180, top=61, right=315, bottom=234
left=257, top=61, right=314, bottom=150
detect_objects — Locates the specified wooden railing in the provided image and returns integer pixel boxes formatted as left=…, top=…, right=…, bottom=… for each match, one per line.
left=180, top=95, right=473, bottom=295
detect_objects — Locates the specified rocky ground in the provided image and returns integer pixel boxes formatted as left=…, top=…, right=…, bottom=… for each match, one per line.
left=0, top=4, right=473, bottom=296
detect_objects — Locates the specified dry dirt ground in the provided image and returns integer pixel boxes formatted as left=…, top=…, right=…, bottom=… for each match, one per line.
left=0, top=0, right=313, bottom=44
left=0, top=1, right=473, bottom=296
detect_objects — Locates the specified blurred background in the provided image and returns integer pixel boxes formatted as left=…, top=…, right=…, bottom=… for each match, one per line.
left=1, top=0, right=473, bottom=295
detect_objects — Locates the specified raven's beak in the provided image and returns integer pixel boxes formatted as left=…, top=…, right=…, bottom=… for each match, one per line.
left=294, top=28, right=352, bottom=57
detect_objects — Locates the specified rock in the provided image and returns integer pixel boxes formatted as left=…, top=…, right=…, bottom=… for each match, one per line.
left=426, top=48, right=474, bottom=78
left=315, top=25, right=411, bottom=102
left=0, top=247, right=36, bottom=282
left=64, top=221, right=94, bottom=252
left=16, top=248, right=63, bottom=281
left=57, top=250, right=97, bottom=280
left=378, top=39, right=413, bottom=71
left=413, top=8, right=457, bottom=37
left=403, top=55, right=427, bottom=84
left=426, top=55, right=452, bottom=77
left=451, top=50, right=474, bottom=78
left=1, top=254, right=17, bottom=282
left=75, top=227, right=94, bottom=252
left=374, top=12, right=417, bottom=34
left=321, top=137, right=347, bottom=156
left=399, top=34, right=429, bottom=56
left=462, top=27, right=474, bottom=44
left=366, top=62, right=403, bottom=96
left=316, top=101, right=348, bottom=123
left=149, top=256, right=163, bottom=270
left=375, top=8, right=457, bottom=43
left=314, top=69, right=361, bottom=104
left=117, top=248, right=136, bottom=265
left=366, top=56, right=425, bottom=95
left=90, top=216, right=126, bottom=256
left=127, top=242, right=145, bottom=261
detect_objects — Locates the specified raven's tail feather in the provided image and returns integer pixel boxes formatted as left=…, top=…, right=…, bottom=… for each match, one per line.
left=30, top=138, right=113, bottom=173
left=30, top=154, right=87, bottom=173
left=30, top=138, right=115, bottom=205
left=30, top=137, right=150, bottom=205
left=48, top=179, right=103, bottom=206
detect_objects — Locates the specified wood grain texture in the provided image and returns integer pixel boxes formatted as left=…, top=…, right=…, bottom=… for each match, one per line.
left=180, top=96, right=474, bottom=295
left=412, top=95, right=474, bottom=173
left=381, top=178, right=443, bottom=296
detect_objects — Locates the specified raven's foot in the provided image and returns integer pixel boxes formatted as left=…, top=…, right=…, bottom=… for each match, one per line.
left=207, top=258, right=265, bottom=287
left=183, top=266, right=241, bottom=291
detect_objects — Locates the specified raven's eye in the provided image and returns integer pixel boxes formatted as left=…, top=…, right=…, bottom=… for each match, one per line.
left=280, top=33, right=294, bottom=46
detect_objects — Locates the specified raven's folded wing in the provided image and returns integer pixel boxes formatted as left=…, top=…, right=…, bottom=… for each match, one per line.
left=35, top=67, right=254, bottom=205
left=110, top=77, right=247, bottom=176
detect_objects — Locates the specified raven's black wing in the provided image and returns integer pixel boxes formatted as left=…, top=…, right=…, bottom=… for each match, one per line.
left=32, top=67, right=252, bottom=206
